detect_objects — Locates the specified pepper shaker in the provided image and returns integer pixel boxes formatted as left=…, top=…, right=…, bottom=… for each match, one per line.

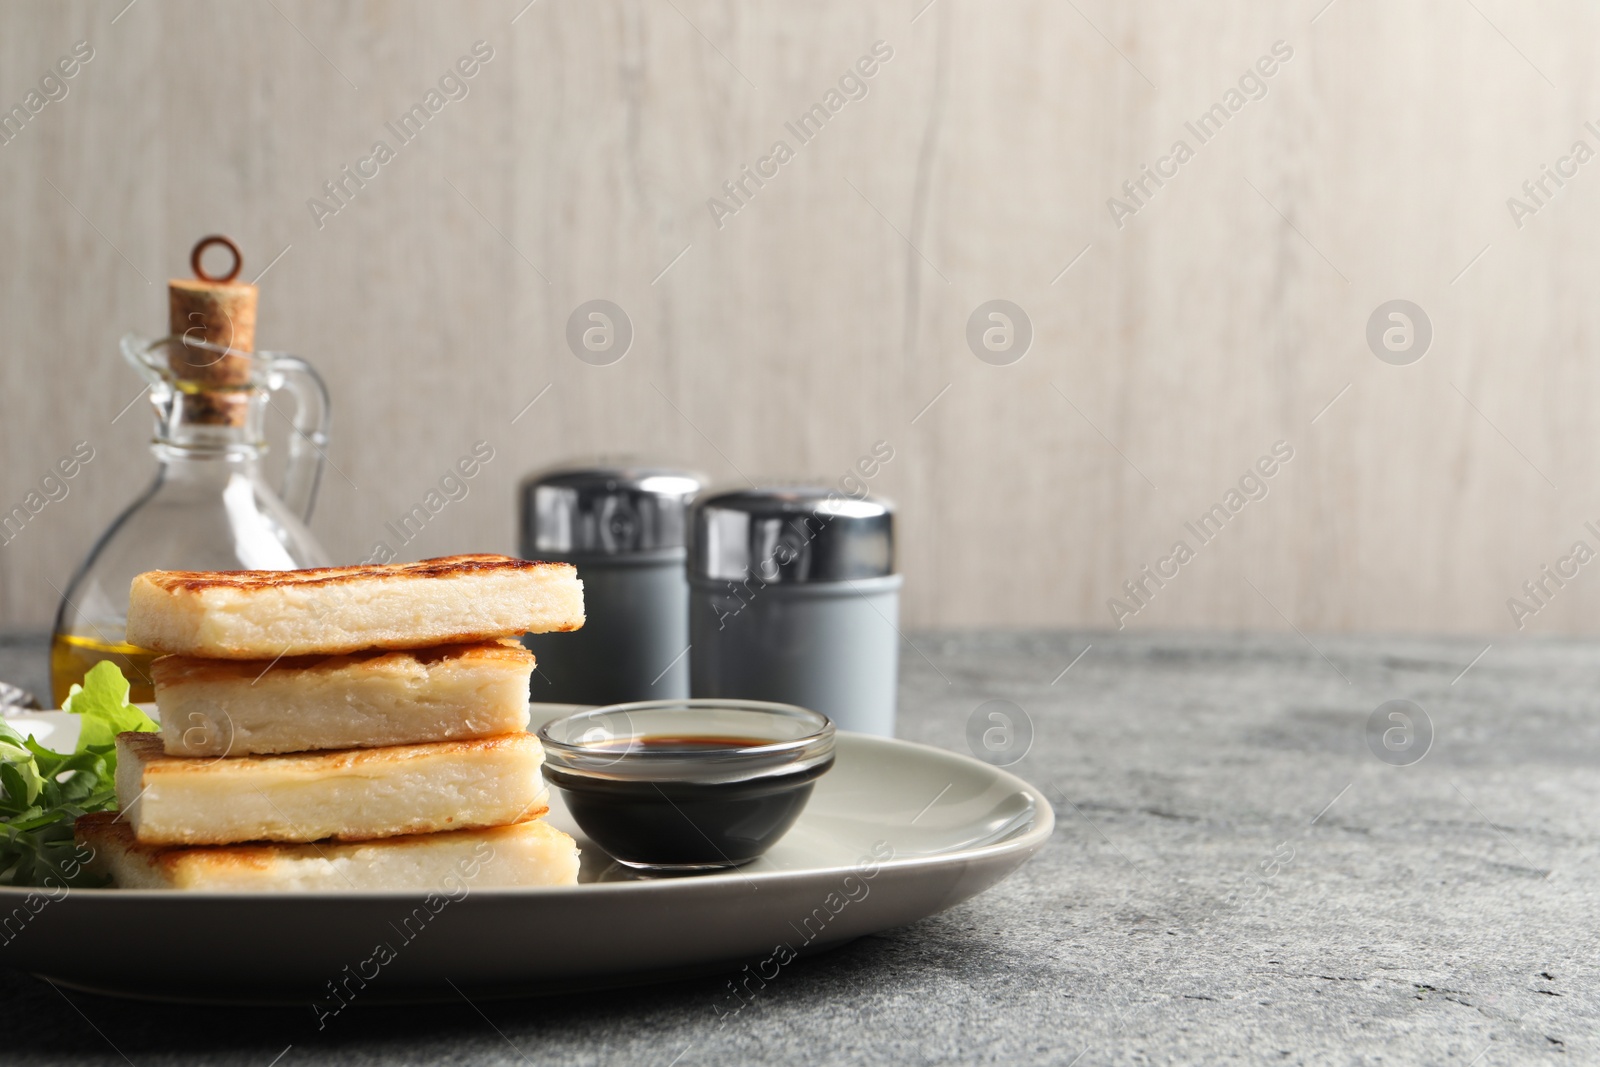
left=688, top=487, right=901, bottom=736
left=520, top=465, right=706, bottom=704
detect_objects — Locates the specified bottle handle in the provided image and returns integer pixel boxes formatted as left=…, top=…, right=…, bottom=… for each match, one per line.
left=120, top=332, right=173, bottom=389
left=261, top=354, right=331, bottom=523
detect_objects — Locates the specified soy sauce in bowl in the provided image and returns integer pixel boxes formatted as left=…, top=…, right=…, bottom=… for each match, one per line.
left=538, top=702, right=835, bottom=872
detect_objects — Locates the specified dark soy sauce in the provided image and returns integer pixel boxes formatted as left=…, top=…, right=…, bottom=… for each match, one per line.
left=544, top=735, right=833, bottom=869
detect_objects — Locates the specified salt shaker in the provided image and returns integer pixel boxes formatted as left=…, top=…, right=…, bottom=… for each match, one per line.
left=519, top=465, right=705, bottom=704
left=688, top=487, right=901, bottom=736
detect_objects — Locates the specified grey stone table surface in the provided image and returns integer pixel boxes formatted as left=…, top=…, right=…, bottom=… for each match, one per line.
left=0, top=626, right=1594, bottom=1066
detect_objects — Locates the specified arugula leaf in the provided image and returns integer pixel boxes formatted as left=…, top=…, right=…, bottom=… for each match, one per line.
left=0, top=662, right=155, bottom=887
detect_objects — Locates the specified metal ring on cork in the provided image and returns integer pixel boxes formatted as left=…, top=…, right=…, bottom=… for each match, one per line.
left=190, top=235, right=243, bottom=284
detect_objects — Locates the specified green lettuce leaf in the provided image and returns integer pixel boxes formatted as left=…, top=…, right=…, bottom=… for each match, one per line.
left=61, top=659, right=158, bottom=752
left=0, top=731, right=44, bottom=805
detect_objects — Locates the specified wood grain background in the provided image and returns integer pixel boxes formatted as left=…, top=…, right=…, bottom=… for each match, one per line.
left=3, top=0, right=1599, bottom=638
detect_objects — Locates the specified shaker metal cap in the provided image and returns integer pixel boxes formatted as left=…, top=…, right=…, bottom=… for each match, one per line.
left=690, top=485, right=895, bottom=583
left=522, top=465, right=707, bottom=556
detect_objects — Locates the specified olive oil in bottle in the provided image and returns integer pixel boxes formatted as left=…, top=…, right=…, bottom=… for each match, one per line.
left=50, top=632, right=156, bottom=706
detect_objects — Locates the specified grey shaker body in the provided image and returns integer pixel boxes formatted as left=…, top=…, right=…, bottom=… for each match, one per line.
left=688, top=487, right=900, bottom=736
left=519, top=465, right=705, bottom=705
left=525, top=551, right=691, bottom=703
left=689, top=573, right=901, bottom=735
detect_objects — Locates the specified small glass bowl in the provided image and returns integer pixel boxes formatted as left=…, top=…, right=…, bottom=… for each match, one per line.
left=537, top=699, right=835, bottom=872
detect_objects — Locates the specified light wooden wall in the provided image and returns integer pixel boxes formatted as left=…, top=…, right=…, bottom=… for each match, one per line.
left=4, top=0, right=1600, bottom=637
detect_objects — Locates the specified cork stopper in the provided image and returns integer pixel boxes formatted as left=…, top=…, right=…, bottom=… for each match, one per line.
left=167, top=236, right=256, bottom=426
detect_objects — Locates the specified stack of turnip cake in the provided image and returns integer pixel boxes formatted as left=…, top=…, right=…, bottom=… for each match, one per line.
left=76, top=555, right=586, bottom=891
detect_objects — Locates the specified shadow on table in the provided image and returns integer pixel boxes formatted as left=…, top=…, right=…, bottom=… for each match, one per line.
left=3, top=934, right=912, bottom=1064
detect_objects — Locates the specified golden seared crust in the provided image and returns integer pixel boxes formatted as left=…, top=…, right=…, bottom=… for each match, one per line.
left=127, top=554, right=584, bottom=657
left=105, top=799, right=551, bottom=848
left=139, top=554, right=571, bottom=593
left=150, top=637, right=532, bottom=688
left=77, top=812, right=278, bottom=875
left=75, top=810, right=125, bottom=842
left=312, top=809, right=550, bottom=844
left=120, top=729, right=540, bottom=776
left=77, top=810, right=554, bottom=863
left=296, top=804, right=549, bottom=842
left=76, top=813, right=572, bottom=887
left=75, top=810, right=134, bottom=851
left=117, top=730, right=168, bottom=765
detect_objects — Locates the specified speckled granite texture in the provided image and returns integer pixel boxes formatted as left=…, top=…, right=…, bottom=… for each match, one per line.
left=0, top=627, right=1594, bottom=1065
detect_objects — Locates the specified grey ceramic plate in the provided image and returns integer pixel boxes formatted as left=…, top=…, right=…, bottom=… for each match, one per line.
left=0, top=706, right=1052, bottom=1004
